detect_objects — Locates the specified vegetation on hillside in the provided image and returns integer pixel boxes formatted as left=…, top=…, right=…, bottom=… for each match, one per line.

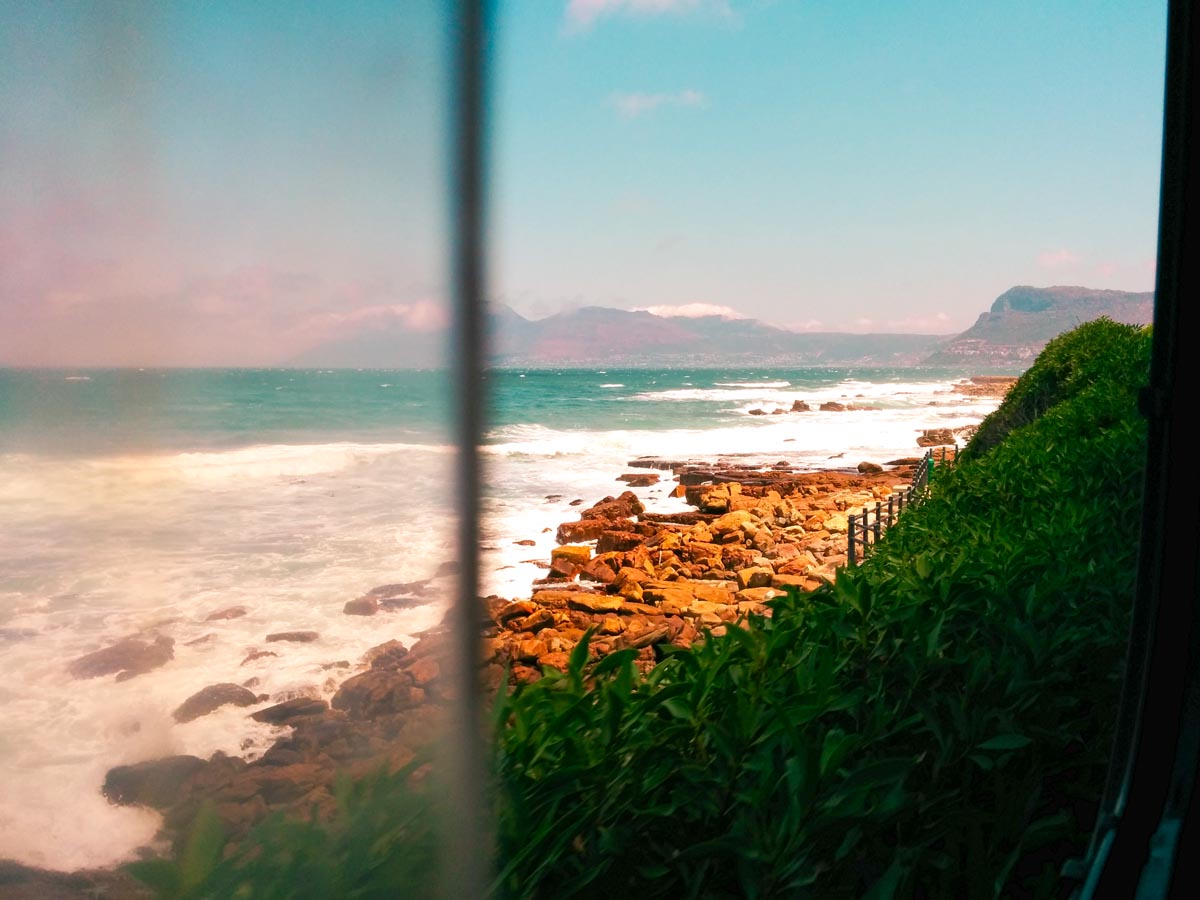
left=133, top=318, right=1152, bottom=898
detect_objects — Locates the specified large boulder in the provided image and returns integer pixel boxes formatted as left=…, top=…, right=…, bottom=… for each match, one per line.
left=68, top=635, right=175, bottom=682
left=174, top=683, right=262, bottom=723
left=205, top=606, right=248, bottom=621
left=556, top=518, right=620, bottom=544
left=617, top=473, right=659, bottom=486
left=103, top=755, right=207, bottom=808
left=266, top=631, right=319, bottom=643
left=581, top=491, right=645, bottom=521
left=251, top=698, right=330, bottom=725
left=551, top=545, right=591, bottom=566
left=596, top=530, right=644, bottom=554
left=343, top=596, right=380, bottom=616
left=331, top=668, right=423, bottom=720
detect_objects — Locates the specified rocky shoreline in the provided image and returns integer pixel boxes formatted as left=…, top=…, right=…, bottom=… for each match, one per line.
left=94, top=462, right=925, bottom=858
left=3, top=381, right=1013, bottom=897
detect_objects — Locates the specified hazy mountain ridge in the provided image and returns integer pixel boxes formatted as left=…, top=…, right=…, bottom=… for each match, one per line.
left=923, top=285, right=1154, bottom=367
left=290, top=286, right=1153, bottom=369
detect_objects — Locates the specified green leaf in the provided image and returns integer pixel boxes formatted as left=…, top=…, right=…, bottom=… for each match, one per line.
left=568, top=627, right=594, bottom=678
left=123, top=859, right=181, bottom=897
left=179, top=802, right=224, bottom=893
left=862, top=860, right=904, bottom=900
left=662, top=698, right=693, bottom=720
left=591, top=647, right=636, bottom=676
left=977, top=733, right=1033, bottom=751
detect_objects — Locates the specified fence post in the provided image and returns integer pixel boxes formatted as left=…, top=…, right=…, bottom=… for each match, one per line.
left=874, top=500, right=882, bottom=544
left=887, top=493, right=894, bottom=527
left=847, top=513, right=857, bottom=566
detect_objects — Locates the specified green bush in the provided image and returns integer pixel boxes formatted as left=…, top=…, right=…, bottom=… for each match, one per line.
left=964, top=317, right=1149, bottom=457
left=138, top=320, right=1152, bottom=899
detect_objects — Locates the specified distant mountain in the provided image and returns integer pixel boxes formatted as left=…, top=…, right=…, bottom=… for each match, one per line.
left=288, top=286, right=1155, bottom=370
left=924, top=285, right=1153, bottom=367
left=289, top=322, right=447, bottom=369
left=289, top=304, right=949, bottom=368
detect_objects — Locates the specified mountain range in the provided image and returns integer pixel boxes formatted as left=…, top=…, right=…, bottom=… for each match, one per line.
left=290, top=285, right=1154, bottom=369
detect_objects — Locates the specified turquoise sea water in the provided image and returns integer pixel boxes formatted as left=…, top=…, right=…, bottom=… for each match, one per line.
left=0, top=365, right=1001, bottom=869
left=0, top=366, right=979, bottom=453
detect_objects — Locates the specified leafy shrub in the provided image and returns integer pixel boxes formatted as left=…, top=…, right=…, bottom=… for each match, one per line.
left=964, top=317, right=1149, bottom=457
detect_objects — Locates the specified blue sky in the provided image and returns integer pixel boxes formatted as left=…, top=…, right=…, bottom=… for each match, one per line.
left=493, top=0, right=1167, bottom=331
left=0, top=0, right=1168, bottom=364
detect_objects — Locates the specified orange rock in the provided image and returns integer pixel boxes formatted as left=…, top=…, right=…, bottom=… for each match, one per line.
left=537, top=651, right=572, bottom=672
left=409, top=657, right=441, bottom=686
left=515, top=639, right=548, bottom=663
left=551, top=545, right=591, bottom=566
left=736, top=566, right=774, bottom=590
left=600, top=616, right=624, bottom=635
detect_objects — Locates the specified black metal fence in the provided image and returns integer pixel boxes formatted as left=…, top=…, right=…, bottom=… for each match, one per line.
left=846, top=446, right=954, bottom=566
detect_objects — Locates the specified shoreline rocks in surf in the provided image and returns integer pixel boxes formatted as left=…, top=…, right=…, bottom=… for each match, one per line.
left=96, top=454, right=925, bottom=862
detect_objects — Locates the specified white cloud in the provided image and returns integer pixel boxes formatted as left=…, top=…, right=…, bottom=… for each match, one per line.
left=636, top=303, right=745, bottom=318
left=784, top=318, right=824, bottom=332
left=1037, top=248, right=1080, bottom=268
left=608, top=89, right=706, bottom=118
left=565, top=0, right=734, bottom=33
left=792, top=310, right=961, bottom=335
left=300, top=299, right=447, bottom=333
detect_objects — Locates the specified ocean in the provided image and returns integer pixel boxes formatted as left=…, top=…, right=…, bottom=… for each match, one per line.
left=0, top=366, right=1004, bottom=869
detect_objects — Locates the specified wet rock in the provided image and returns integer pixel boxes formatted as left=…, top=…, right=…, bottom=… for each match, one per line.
left=819, top=401, right=847, bottom=411
left=251, top=698, right=330, bottom=725
left=617, top=472, right=660, bottom=486
left=331, top=668, right=423, bottom=719
left=68, top=635, right=175, bottom=682
left=241, top=649, right=278, bottom=665
left=366, top=581, right=430, bottom=598
left=857, top=461, right=884, bottom=474
left=791, top=400, right=811, bottom=412
left=266, top=631, right=319, bottom=643
left=103, top=755, right=207, bottom=808
left=205, top=606, right=248, bottom=621
left=748, top=408, right=767, bottom=416
left=378, top=595, right=432, bottom=612
left=363, top=640, right=409, bottom=670
left=174, top=683, right=263, bottom=723
left=580, top=491, right=644, bottom=522
left=513, top=538, right=536, bottom=546
left=343, top=596, right=380, bottom=616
